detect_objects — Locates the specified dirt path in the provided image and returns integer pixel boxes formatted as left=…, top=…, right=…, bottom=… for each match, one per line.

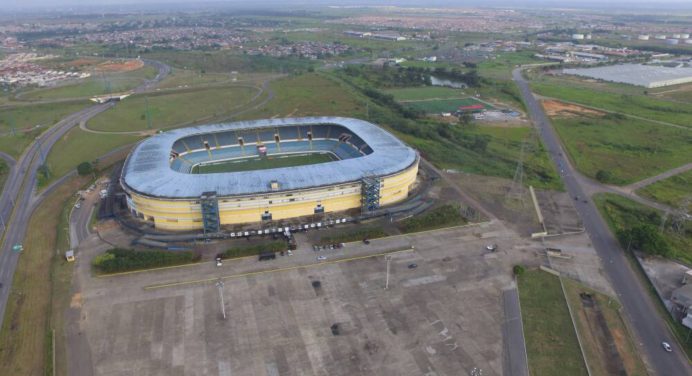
left=623, top=162, right=692, bottom=193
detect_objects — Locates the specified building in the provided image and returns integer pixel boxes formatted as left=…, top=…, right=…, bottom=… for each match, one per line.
left=671, top=284, right=692, bottom=322
left=571, top=34, right=584, bottom=40
left=121, top=117, right=419, bottom=231
left=564, top=64, right=692, bottom=88
left=637, top=34, right=650, bottom=40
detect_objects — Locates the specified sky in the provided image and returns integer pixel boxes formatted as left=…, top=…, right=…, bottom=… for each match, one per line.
left=3, top=0, right=692, bottom=11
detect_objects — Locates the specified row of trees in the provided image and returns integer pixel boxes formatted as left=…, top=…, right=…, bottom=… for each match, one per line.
left=343, top=64, right=481, bottom=89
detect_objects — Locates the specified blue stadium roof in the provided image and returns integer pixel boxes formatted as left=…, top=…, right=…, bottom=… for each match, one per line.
left=121, top=117, right=418, bottom=198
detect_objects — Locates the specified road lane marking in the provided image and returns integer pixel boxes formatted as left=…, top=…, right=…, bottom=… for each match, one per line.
left=143, top=247, right=414, bottom=290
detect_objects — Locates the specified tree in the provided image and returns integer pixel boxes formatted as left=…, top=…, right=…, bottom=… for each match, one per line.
left=595, top=169, right=613, bottom=183
left=77, top=161, right=94, bottom=176
left=513, top=265, right=525, bottom=276
left=618, top=224, right=671, bottom=257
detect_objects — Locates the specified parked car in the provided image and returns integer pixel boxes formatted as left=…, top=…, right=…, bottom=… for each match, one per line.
left=317, top=255, right=327, bottom=261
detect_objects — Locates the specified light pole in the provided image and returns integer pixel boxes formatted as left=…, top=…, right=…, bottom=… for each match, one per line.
left=385, top=255, right=392, bottom=290
left=216, top=280, right=226, bottom=320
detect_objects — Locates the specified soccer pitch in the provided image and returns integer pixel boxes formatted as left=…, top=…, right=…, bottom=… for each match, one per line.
left=191, top=152, right=337, bottom=174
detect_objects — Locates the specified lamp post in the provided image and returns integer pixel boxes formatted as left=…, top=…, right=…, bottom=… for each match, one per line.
left=216, top=280, right=226, bottom=320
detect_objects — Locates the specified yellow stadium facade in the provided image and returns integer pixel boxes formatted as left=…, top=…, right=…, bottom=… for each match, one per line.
left=124, top=159, right=418, bottom=231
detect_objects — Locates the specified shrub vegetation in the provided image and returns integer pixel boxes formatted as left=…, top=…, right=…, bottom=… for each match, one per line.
left=399, top=204, right=466, bottom=233
left=92, top=248, right=200, bottom=273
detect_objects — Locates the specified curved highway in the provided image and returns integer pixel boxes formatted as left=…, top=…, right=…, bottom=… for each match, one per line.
left=0, top=60, right=169, bottom=329
left=513, top=67, right=691, bottom=375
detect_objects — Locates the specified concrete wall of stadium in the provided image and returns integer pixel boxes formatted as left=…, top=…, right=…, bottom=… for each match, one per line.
left=124, top=160, right=418, bottom=231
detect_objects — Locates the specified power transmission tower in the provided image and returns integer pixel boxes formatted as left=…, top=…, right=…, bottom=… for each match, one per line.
left=506, top=140, right=528, bottom=206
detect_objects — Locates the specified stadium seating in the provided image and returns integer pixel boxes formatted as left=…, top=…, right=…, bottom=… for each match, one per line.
left=170, top=124, right=374, bottom=173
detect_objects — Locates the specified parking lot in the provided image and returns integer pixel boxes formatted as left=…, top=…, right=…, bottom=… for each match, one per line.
left=70, top=222, right=542, bottom=376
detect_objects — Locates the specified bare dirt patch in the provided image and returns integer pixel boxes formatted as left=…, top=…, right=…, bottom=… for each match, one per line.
left=94, top=59, right=144, bottom=73
left=542, top=100, right=605, bottom=118
left=70, top=293, right=82, bottom=309
left=66, top=58, right=101, bottom=69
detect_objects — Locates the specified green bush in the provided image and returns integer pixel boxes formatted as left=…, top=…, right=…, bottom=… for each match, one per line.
left=221, top=241, right=286, bottom=259
left=77, top=161, right=93, bottom=176
left=317, top=227, right=387, bottom=245
left=617, top=224, right=671, bottom=257
left=513, top=265, right=526, bottom=276
left=595, top=169, right=613, bottom=183
left=399, top=204, right=466, bottom=233
left=92, top=248, right=200, bottom=273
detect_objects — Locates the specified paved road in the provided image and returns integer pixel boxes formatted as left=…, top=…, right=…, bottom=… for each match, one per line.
left=0, top=59, right=169, bottom=330
left=502, top=288, right=529, bottom=376
left=513, top=68, right=691, bottom=375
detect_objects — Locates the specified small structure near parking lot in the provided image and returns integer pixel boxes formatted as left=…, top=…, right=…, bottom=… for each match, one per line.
left=65, top=250, right=75, bottom=262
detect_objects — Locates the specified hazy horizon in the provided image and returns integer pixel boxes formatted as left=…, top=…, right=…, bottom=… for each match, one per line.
left=4, top=0, right=692, bottom=13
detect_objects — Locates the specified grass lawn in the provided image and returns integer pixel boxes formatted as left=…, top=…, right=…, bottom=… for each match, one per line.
left=404, top=125, right=562, bottom=190
left=532, top=78, right=692, bottom=128
left=384, top=86, right=466, bottom=101
left=157, top=69, right=231, bottom=89
left=192, top=152, right=336, bottom=173
left=20, top=65, right=158, bottom=101
left=637, top=170, right=692, bottom=211
left=518, top=270, right=588, bottom=376
left=594, top=193, right=692, bottom=265
left=404, top=97, right=492, bottom=113
left=0, top=175, right=91, bottom=376
left=477, top=50, right=543, bottom=81
left=0, top=101, right=88, bottom=158
left=552, top=114, right=692, bottom=185
left=87, top=85, right=258, bottom=132
left=0, top=160, right=8, bottom=194
left=562, top=279, right=648, bottom=376
left=239, top=73, right=366, bottom=120
left=44, top=128, right=141, bottom=185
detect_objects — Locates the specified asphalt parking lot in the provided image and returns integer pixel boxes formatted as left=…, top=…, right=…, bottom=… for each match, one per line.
left=72, top=222, right=540, bottom=376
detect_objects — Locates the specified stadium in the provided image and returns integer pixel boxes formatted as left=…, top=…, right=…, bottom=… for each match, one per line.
left=120, top=117, right=419, bottom=231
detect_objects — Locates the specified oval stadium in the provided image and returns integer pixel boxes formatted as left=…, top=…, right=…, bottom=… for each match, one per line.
left=120, top=117, right=419, bottom=231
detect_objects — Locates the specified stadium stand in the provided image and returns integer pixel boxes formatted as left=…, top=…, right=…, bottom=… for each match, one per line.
left=170, top=125, right=374, bottom=173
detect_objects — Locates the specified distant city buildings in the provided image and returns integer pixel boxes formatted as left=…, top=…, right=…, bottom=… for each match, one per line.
left=0, top=53, right=90, bottom=87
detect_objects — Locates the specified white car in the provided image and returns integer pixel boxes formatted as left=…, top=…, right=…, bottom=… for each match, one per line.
left=317, top=255, right=327, bottom=261
left=287, top=250, right=293, bottom=256
left=661, top=341, right=672, bottom=352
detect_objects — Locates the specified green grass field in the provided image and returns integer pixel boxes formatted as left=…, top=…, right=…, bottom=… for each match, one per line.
left=385, top=86, right=466, bottom=101
left=477, top=50, right=543, bottom=81
left=402, top=125, right=562, bottom=190
left=562, top=279, right=647, bottom=376
left=552, top=114, right=692, bottom=185
left=404, top=97, right=492, bottom=113
left=44, top=128, right=141, bottom=184
left=0, top=175, right=91, bottom=376
left=532, top=78, right=692, bottom=128
left=0, top=160, right=8, bottom=194
left=518, top=270, right=588, bottom=376
left=191, top=152, right=336, bottom=173
left=594, top=193, right=692, bottom=265
left=87, top=85, right=258, bottom=132
left=637, top=170, right=692, bottom=211
left=0, top=101, right=88, bottom=157
left=20, top=65, right=158, bottom=101
left=238, top=73, right=366, bottom=119
left=157, top=69, right=231, bottom=89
